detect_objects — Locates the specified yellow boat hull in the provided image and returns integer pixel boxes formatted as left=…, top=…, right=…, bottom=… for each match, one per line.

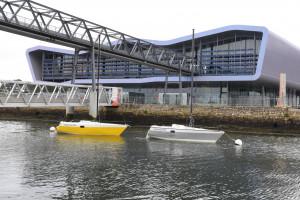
left=57, top=126, right=127, bottom=136
left=56, top=121, right=128, bottom=136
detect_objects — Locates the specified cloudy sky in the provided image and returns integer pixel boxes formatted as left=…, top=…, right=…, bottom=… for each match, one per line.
left=0, top=0, right=299, bottom=81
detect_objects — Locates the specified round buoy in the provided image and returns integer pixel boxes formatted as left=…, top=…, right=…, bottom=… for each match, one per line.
left=49, top=127, right=56, bottom=132
left=235, top=139, right=243, bottom=146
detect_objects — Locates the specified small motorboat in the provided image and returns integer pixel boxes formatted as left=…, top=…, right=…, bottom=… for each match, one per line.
left=56, top=120, right=128, bottom=136
left=146, top=124, right=224, bottom=143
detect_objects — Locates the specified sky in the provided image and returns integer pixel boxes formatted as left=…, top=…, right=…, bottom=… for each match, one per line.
left=0, top=0, right=300, bottom=81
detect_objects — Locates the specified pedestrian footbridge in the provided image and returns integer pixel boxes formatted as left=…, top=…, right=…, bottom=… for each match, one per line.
left=0, top=0, right=195, bottom=75
left=0, top=80, right=119, bottom=107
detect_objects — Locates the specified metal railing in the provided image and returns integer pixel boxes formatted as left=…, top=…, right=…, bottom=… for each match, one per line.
left=0, top=80, right=119, bottom=107
left=120, top=95, right=299, bottom=108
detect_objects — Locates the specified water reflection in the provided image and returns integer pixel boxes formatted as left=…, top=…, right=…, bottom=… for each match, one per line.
left=235, top=145, right=243, bottom=157
left=146, top=138, right=223, bottom=156
left=56, top=134, right=125, bottom=146
left=21, top=134, right=126, bottom=199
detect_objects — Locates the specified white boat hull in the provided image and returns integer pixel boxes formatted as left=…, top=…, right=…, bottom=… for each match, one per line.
left=146, top=124, right=224, bottom=143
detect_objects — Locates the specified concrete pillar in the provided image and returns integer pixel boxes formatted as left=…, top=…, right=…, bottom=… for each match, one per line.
left=66, top=106, right=75, bottom=121
left=293, top=89, right=297, bottom=107
left=66, top=49, right=80, bottom=120
left=290, top=90, right=292, bottom=106
left=219, top=84, right=222, bottom=105
left=179, top=68, right=182, bottom=105
left=89, top=91, right=98, bottom=120
left=72, top=49, right=79, bottom=84
left=163, top=71, right=168, bottom=104
left=287, top=88, right=291, bottom=107
left=91, top=47, right=96, bottom=92
left=227, top=82, right=230, bottom=106
left=262, top=85, right=265, bottom=107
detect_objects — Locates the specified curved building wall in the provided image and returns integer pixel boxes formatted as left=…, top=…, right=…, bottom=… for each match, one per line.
left=27, top=25, right=270, bottom=84
left=25, top=25, right=300, bottom=91
left=259, top=31, right=300, bottom=89
left=26, top=46, right=75, bottom=82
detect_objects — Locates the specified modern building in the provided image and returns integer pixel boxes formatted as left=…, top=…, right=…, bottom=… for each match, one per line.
left=26, top=25, right=300, bottom=107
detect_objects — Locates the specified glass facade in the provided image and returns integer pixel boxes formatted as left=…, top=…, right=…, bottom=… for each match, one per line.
left=41, top=30, right=262, bottom=82
left=120, top=82, right=284, bottom=107
left=199, top=31, right=261, bottom=76
left=42, top=54, right=177, bottom=82
left=168, top=30, right=262, bottom=76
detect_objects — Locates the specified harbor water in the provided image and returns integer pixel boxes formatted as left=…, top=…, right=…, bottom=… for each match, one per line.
left=0, top=120, right=300, bottom=199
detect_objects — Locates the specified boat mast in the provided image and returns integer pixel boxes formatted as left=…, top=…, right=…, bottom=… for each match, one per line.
left=189, top=29, right=195, bottom=127
left=97, top=34, right=101, bottom=123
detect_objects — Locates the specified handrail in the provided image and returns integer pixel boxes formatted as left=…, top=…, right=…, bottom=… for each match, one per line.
left=0, top=80, right=119, bottom=107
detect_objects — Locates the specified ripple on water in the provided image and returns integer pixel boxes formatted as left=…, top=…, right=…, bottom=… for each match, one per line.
left=0, top=123, right=300, bottom=199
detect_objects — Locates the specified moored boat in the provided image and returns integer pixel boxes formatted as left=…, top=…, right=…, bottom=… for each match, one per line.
left=146, top=30, right=225, bottom=143
left=56, top=120, right=128, bottom=136
left=146, top=124, right=224, bottom=143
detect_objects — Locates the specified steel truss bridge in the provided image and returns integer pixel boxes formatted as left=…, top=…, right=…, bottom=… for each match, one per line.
left=0, top=0, right=195, bottom=75
left=0, top=80, right=118, bottom=107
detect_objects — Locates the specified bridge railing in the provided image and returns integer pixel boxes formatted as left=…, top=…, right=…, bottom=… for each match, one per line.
left=0, top=80, right=118, bottom=107
left=0, top=0, right=196, bottom=74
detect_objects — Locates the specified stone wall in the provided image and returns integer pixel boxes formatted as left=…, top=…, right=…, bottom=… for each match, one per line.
left=1, top=105, right=300, bottom=133
left=106, top=104, right=300, bottom=132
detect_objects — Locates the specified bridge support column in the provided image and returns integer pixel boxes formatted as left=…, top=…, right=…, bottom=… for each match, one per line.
left=66, top=49, right=80, bottom=121
left=179, top=68, right=182, bottom=105
left=163, top=71, right=168, bottom=104
left=66, top=89, right=75, bottom=120
left=89, top=91, right=98, bottom=120
left=66, top=106, right=75, bottom=121
left=72, top=49, right=79, bottom=84
left=262, top=85, right=265, bottom=107
left=91, top=46, right=96, bottom=92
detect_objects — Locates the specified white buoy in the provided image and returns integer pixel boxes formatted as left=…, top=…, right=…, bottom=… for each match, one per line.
left=49, top=127, right=56, bottom=132
left=235, top=139, right=243, bottom=146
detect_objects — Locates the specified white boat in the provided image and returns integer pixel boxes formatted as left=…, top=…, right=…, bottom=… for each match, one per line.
left=56, top=120, right=128, bottom=136
left=146, top=30, right=225, bottom=143
left=146, top=124, right=224, bottom=143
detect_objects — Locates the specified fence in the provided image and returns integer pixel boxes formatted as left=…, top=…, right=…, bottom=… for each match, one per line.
left=120, top=95, right=299, bottom=107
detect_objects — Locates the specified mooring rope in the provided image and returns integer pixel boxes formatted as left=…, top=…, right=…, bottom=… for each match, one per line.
left=224, top=132, right=236, bottom=142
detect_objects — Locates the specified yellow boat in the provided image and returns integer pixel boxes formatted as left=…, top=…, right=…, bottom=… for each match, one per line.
left=56, top=120, right=128, bottom=136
